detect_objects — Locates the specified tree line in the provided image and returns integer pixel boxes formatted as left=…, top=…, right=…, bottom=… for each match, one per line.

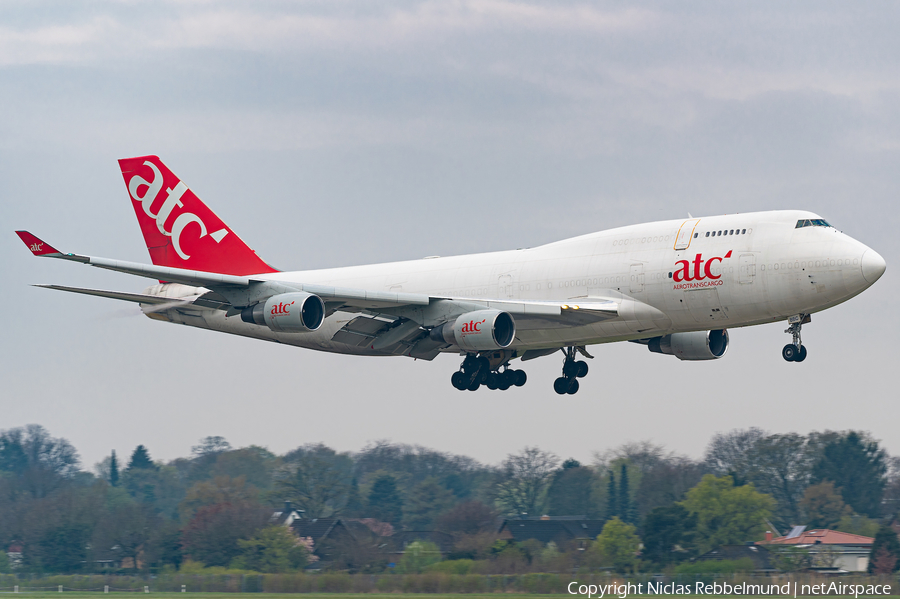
left=0, top=424, right=898, bottom=574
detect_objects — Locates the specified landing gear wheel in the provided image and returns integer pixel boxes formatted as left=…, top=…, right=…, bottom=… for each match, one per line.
left=554, top=377, right=568, bottom=395
left=514, top=370, right=527, bottom=387
left=467, top=379, right=480, bottom=391
left=563, top=360, right=578, bottom=378
left=497, top=375, right=511, bottom=391
left=485, top=373, right=499, bottom=390
left=575, top=361, right=589, bottom=378
left=782, top=344, right=798, bottom=362
left=451, top=371, right=466, bottom=390
left=783, top=314, right=810, bottom=364
left=502, top=369, right=517, bottom=387
left=566, top=378, right=580, bottom=395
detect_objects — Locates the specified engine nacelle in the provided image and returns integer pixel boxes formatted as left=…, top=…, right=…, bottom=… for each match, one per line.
left=241, top=292, right=325, bottom=333
left=430, top=309, right=516, bottom=351
left=648, top=329, right=728, bottom=361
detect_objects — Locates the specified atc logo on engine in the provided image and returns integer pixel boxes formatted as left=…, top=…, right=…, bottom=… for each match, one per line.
left=270, top=301, right=295, bottom=316
left=460, top=319, right=486, bottom=336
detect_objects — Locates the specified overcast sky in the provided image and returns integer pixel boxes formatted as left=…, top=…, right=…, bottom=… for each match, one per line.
left=2, top=1, right=898, bottom=471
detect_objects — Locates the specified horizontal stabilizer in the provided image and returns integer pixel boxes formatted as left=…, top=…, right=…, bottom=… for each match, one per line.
left=34, top=284, right=187, bottom=305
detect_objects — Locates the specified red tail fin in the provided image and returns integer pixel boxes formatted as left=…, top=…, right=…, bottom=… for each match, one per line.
left=118, top=156, right=277, bottom=276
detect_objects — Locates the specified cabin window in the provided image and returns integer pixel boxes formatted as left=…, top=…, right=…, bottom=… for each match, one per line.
left=742, top=229, right=746, bottom=234
left=693, top=232, right=698, bottom=238
left=705, top=232, right=710, bottom=237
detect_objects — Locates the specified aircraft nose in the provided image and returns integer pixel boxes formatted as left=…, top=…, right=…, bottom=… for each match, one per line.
left=861, top=249, right=886, bottom=284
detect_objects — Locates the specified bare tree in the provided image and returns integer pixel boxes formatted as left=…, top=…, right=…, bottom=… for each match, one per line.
left=276, top=444, right=353, bottom=518
left=704, top=427, right=768, bottom=483
left=493, top=447, right=559, bottom=516
left=745, top=433, right=814, bottom=528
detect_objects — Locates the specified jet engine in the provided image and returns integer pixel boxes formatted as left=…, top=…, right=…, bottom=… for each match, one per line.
left=647, top=329, right=728, bottom=361
left=430, top=309, right=516, bottom=351
left=241, top=292, right=325, bottom=333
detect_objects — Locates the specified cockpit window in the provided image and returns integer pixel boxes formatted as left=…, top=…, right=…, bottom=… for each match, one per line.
left=795, top=218, right=832, bottom=229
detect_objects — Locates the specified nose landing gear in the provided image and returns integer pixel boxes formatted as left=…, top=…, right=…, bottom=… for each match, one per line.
left=451, top=353, right=526, bottom=391
left=782, top=314, right=810, bottom=362
left=554, top=346, right=592, bottom=395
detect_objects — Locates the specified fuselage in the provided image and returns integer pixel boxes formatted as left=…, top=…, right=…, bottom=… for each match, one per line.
left=145, top=210, right=884, bottom=357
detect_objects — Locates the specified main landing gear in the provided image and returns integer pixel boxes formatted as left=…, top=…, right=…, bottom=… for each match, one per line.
left=554, top=346, right=592, bottom=395
left=451, top=353, right=527, bottom=391
left=782, top=314, right=810, bottom=362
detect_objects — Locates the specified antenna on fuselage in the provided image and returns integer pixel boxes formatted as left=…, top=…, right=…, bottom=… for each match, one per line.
left=688, top=212, right=694, bottom=218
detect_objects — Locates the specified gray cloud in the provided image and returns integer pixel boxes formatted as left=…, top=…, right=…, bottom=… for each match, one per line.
left=1, top=0, right=897, bottom=467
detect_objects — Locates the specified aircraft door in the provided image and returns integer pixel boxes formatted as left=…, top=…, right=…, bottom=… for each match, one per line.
left=629, top=264, right=644, bottom=294
left=498, top=273, right=514, bottom=299
left=739, top=254, right=756, bottom=284
left=674, top=219, right=701, bottom=251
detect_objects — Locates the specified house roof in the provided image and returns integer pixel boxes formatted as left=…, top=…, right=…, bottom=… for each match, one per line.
left=760, top=529, right=873, bottom=546
left=498, top=519, right=606, bottom=544
left=292, top=518, right=342, bottom=543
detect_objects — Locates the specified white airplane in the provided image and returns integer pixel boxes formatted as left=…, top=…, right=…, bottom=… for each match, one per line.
left=17, top=156, right=886, bottom=394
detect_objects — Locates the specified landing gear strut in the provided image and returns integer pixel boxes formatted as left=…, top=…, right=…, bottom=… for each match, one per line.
left=554, top=346, right=591, bottom=395
left=451, top=353, right=526, bottom=391
left=782, top=314, right=810, bottom=362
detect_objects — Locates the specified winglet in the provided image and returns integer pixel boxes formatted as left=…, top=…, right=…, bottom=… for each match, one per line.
left=15, top=231, right=62, bottom=256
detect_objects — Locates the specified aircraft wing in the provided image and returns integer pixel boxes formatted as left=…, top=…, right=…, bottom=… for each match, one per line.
left=16, top=231, right=619, bottom=324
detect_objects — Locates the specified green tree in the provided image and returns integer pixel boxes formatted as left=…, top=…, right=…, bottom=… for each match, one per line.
left=800, top=481, right=850, bottom=529
left=120, top=464, right=182, bottom=516
left=367, top=473, right=403, bottom=523
left=605, top=470, right=617, bottom=520
left=126, top=445, right=157, bottom=472
left=344, top=477, right=364, bottom=517
left=396, top=540, right=442, bottom=573
left=680, top=474, right=775, bottom=554
left=210, top=447, right=276, bottom=491
left=0, top=424, right=81, bottom=499
left=641, top=504, right=696, bottom=565
left=546, top=460, right=596, bottom=516
left=494, top=447, right=558, bottom=516
left=835, top=514, right=880, bottom=537
left=109, top=450, right=120, bottom=487
left=93, top=502, right=157, bottom=572
left=618, top=463, right=633, bottom=523
left=403, top=477, right=455, bottom=529
left=867, top=525, right=900, bottom=573
left=812, top=431, right=887, bottom=518
left=592, top=517, right=640, bottom=572
left=231, top=525, right=310, bottom=572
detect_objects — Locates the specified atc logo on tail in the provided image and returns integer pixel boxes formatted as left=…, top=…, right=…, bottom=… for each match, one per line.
left=118, top=156, right=277, bottom=277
